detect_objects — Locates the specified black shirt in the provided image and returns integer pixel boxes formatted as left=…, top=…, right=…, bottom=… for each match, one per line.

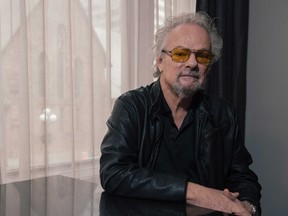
left=154, top=96, right=200, bottom=184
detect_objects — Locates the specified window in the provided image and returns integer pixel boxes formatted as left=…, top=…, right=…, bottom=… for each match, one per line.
left=0, top=0, right=195, bottom=183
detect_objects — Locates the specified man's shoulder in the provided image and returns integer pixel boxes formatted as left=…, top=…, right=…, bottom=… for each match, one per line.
left=205, top=94, right=232, bottom=108
left=117, top=81, right=159, bottom=104
left=201, top=93, right=237, bottom=118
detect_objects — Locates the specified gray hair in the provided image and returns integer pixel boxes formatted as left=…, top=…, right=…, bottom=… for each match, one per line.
left=153, top=11, right=223, bottom=77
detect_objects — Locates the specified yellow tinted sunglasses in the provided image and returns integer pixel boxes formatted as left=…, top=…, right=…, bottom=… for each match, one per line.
left=162, top=47, right=214, bottom=66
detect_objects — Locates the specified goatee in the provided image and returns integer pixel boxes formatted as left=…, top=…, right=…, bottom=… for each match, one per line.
left=173, top=69, right=204, bottom=98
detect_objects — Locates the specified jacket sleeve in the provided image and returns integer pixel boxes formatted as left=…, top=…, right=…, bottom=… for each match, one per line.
left=226, top=109, right=262, bottom=214
left=99, top=94, right=187, bottom=202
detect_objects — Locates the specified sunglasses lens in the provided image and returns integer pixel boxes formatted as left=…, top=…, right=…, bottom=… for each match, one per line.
left=195, top=50, right=213, bottom=65
left=171, top=48, right=190, bottom=63
left=168, top=48, right=214, bottom=65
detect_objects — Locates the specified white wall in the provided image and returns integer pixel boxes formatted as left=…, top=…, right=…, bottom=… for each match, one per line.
left=246, top=0, right=288, bottom=215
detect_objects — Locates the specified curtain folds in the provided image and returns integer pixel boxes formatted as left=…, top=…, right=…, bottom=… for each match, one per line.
left=196, top=0, right=249, bottom=139
left=1, top=0, right=109, bottom=184
left=0, top=0, right=196, bottom=184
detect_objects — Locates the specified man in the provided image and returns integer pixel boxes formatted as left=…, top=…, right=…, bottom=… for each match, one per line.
left=100, top=12, right=261, bottom=216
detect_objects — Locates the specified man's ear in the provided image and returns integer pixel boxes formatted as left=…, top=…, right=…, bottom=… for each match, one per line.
left=156, top=57, right=163, bottom=72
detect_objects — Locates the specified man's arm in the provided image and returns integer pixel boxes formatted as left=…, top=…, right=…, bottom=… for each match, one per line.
left=186, top=182, right=251, bottom=215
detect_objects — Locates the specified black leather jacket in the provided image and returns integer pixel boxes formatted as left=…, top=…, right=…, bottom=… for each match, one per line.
left=100, top=79, right=261, bottom=212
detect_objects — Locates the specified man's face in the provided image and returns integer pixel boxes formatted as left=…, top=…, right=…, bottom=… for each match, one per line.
left=157, top=24, right=211, bottom=98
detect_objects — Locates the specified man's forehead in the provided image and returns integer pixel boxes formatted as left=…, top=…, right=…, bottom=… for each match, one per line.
left=165, top=24, right=210, bottom=47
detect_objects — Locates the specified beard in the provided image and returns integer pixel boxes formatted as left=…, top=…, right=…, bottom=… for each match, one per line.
left=173, top=69, right=204, bottom=98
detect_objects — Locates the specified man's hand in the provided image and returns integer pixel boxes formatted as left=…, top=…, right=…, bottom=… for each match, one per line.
left=223, top=189, right=256, bottom=215
left=223, top=188, right=239, bottom=201
left=186, top=182, right=251, bottom=216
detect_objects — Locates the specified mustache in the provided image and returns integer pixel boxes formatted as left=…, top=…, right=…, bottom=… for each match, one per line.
left=177, top=68, right=200, bottom=79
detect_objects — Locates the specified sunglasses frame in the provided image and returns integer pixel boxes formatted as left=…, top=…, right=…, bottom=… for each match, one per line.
left=161, top=47, right=214, bottom=66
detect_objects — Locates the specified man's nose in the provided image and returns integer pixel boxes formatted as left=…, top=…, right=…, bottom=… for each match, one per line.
left=185, top=53, right=198, bottom=68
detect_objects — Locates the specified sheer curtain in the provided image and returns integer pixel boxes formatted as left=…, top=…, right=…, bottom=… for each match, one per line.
left=0, top=0, right=195, bottom=184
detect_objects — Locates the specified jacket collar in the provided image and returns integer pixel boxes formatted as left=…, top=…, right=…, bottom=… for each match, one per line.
left=149, top=78, right=164, bottom=121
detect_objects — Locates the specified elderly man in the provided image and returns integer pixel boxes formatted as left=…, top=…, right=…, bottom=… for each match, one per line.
left=100, top=12, right=261, bottom=216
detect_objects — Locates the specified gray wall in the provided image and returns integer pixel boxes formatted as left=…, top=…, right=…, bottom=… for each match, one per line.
left=246, top=0, right=288, bottom=215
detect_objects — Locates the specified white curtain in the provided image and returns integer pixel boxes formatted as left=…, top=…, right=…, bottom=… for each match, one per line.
left=0, top=0, right=195, bottom=184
